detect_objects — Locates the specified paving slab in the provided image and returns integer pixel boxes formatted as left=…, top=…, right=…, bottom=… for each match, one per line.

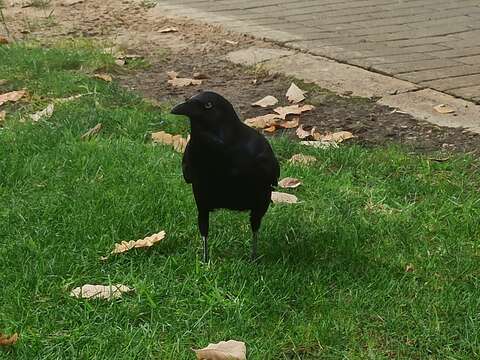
left=154, top=0, right=480, bottom=102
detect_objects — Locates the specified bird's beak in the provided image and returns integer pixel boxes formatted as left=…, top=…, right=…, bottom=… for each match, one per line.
left=171, top=101, right=190, bottom=116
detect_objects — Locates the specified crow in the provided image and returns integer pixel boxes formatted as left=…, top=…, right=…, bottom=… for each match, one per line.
left=171, top=91, right=280, bottom=262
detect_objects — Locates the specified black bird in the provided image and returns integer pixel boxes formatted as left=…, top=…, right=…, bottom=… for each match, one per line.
left=171, top=91, right=280, bottom=262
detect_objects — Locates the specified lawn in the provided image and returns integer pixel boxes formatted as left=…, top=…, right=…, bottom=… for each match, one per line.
left=1, top=42, right=480, bottom=359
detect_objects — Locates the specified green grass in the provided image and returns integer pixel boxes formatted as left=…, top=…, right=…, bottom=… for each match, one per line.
left=1, top=43, right=480, bottom=359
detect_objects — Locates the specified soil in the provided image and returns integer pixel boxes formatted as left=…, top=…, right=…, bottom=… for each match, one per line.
left=2, top=0, right=480, bottom=155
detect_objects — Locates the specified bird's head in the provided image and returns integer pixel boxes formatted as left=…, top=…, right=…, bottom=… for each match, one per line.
left=171, top=91, right=240, bottom=131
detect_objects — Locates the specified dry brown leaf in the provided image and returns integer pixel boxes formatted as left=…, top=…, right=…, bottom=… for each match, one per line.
left=0, top=36, right=8, bottom=45
left=70, top=284, right=133, bottom=300
left=274, top=104, right=314, bottom=119
left=278, top=117, right=299, bottom=129
left=115, top=59, right=126, bottom=66
left=166, top=71, right=178, bottom=79
left=0, top=111, right=5, bottom=123
left=244, top=113, right=278, bottom=129
left=225, top=40, right=239, bottom=45
left=0, top=333, right=18, bottom=346
left=405, top=264, right=415, bottom=273
left=278, top=177, right=302, bottom=189
left=271, top=191, right=298, bottom=204
left=251, top=95, right=278, bottom=108
left=296, top=124, right=316, bottom=140
left=55, top=93, right=90, bottom=103
left=0, top=90, right=26, bottom=106
left=151, top=131, right=189, bottom=152
left=94, top=73, right=112, bottom=82
left=300, top=140, right=338, bottom=149
left=286, top=82, right=306, bottom=104
left=288, top=154, right=316, bottom=165
left=193, top=72, right=209, bottom=80
left=428, top=157, right=450, bottom=162
left=168, top=77, right=202, bottom=87
left=159, top=27, right=178, bottom=33
left=111, top=230, right=166, bottom=254
left=317, top=131, right=354, bottom=143
left=433, top=103, right=455, bottom=114
left=193, top=340, right=246, bottom=360
left=263, top=125, right=277, bottom=133
left=81, top=123, right=103, bottom=140
left=30, top=103, right=54, bottom=122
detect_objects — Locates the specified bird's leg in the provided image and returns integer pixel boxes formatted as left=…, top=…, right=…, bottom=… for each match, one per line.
left=250, top=213, right=262, bottom=260
left=198, top=210, right=210, bottom=263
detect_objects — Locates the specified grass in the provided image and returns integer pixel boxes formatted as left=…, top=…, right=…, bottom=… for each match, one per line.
left=1, top=42, right=480, bottom=359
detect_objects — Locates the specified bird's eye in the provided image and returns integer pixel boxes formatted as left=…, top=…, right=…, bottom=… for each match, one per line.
left=204, top=102, right=213, bottom=110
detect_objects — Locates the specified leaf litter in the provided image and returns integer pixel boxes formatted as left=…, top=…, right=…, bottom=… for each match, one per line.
left=110, top=230, right=166, bottom=255
left=278, top=177, right=302, bottom=189
left=30, top=103, right=54, bottom=122
left=271, top=191, right=298, bottom=204
left=167, top=71, right=202, bottom=87
left=151, top=131, right=189, bottom=153
left=286, top=82, right=306, bottom=104
left=94, top=73, right=113, bottom=82
left=159, top=27, right=178, bottom=33
left=70, top=284, right=133, bottom=300
left=288, top=154, right=317, bottom=165
left=273, top=104, right=314, bottom=119
left=251, top=95, right=278, bottom=108
left=81, top=123, right=103, bottom=140
left=0, top=90, right=26, bottom=106
left=433, top=103, right=455, bottom=114
left=0, top=333, right=19, bottom=346
left=193, top=340, right=246, bottom=360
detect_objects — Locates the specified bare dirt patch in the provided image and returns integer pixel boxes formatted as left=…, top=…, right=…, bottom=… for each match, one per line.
left=2, top=0, right=480, bottom=154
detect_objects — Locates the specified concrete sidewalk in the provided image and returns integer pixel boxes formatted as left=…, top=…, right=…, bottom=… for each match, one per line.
left=154, top=0, right=480, bottom=104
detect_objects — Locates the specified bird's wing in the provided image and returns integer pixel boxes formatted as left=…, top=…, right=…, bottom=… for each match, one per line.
left=254, top=145, right=280, bottom=187
left=182, top=140, right=193, bottom=184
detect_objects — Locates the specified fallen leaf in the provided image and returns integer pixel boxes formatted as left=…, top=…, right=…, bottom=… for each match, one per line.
left=263, top=125, right=277, bottom=133
left=94, top=73, right=112, bottom=82
left=271, top=191, right=298, bottom=204
left=151, top=131, right=189, bottom=152
left=317, top=131, right=354, bottom=143
left=225, top=40, right=239, bottom=45
left=296, top=124, right=316, bottom=140
left=70, top=284, right=133, bottom=300
left=0, top=333, right=18, bottom=346
left=278, top=117, right=299, bottom=129
left=288, top=154, right=316, bottom=165
left=0, top=111, right=5, bottom=123
left=300, top=140, right=339, bottom=149
left=159, top=27, right=178, bottom=33
left=433, top=103, right=455, bottom=114
left=405, top=264, right=415, bottom=273
left=30, top=103, right=54, bottom=122
left=0, top=79, right=7, bottom=85
left=115, top=59, right=126, bottom=66
left=251, top=95, right=278, bottom=108
left=193, top=340, right=246, bottom=360
left=111, top=230, right=166, bottom=254
left=193, top=72, right=209, bottom=80
left=286, top=82, right=306, bottom=104
left=166, top=71, right=178, bottom=79
left=274, top=104, right=314, bottom=119
left=0, top=36, right=8, bottom=45
left=123, top=54, right=143, bottom=60
left=0, top=90, right=26, bottom=106
left=278, top=177, right=302, bottom=189
left=168, top=77, right=202, bottom=87
left=81, top=123, right=103, bottom=140
left=244, top=113, right=278, bottom=129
